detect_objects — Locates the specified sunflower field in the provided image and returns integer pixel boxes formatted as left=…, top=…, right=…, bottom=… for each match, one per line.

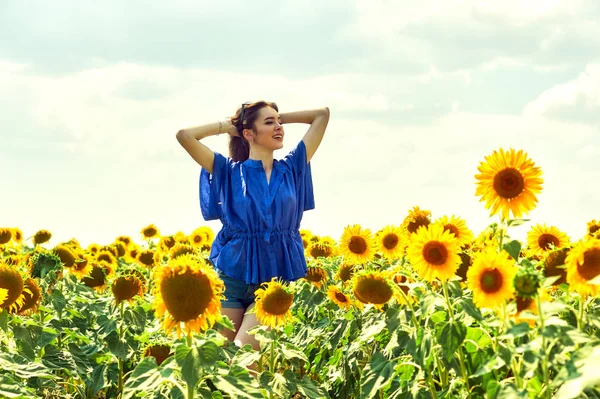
left=1, top=148, right=600, bottom=399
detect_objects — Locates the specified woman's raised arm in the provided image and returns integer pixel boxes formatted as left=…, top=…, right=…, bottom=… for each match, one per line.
left=176, top=120, right=237, bottom=174
left=280, top=107, right=330, bottom=163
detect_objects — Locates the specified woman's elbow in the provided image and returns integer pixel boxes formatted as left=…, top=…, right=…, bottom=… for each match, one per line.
left=176, top=129, right=187, bottom=142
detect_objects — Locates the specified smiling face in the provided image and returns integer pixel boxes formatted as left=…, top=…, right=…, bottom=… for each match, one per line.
left=243, top=106, right=284, bottom=152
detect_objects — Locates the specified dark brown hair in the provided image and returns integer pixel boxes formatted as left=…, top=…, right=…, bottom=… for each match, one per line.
left=229, top=100, right=279, bottom=162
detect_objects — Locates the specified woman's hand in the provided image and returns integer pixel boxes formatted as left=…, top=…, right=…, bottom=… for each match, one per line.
left=223, top=119, right=239, bottom=137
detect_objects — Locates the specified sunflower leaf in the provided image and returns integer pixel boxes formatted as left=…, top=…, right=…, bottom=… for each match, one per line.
left=507, top=219, right=530, bottom=227
left=437, top=321, right=467, bottom=361
left=212, top=365, right=263, bottom=398
left=502, top=240, right=521, bottom=260
left=359, top=351, right=396, bottom=399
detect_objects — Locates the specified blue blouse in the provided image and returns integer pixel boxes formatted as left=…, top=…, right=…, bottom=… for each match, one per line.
left=199, top=140, right=315, bottom=285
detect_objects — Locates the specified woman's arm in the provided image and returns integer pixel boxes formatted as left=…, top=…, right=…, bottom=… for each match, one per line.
left=280, top=107, right=330, bottom=163
left=176, top=120, right=237, bottom=173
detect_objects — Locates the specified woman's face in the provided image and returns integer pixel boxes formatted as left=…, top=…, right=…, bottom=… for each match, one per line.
left=245, top=106, right=284, bottom=151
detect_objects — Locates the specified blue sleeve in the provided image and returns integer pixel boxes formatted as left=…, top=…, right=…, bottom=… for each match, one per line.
left=199, top=152, right=230, bottom=221
left=283, top=140, right=315, bottom=211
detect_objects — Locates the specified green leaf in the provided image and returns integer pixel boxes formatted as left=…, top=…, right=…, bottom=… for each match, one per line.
left=0, top=310, right=9, bottom=333
left=0, top=352, right=54, bottom=379
left=280, top=345, right=309, bottom=363
left=97, top=314, right=117, bottom=335
left=502, top=240, right=522, bottom=260
left=360, top=352, right=396, bottom=399
left=555, top=346, right=600, bottom=399
left=122, top=357, right=167, bottom=399
left=212, top=365, right=263, bottom=399
left=437, top=321, right=467, bottom=361
left=296, top=375, right=328, bottom=399
left=507, top=219, right=530, bottom=227
left=259, top=370, right=291, bottom=397
left=472, top=355, right=505, bottom=377
left=456, top=297, right=483, bottom=322
left=502, top=322, right=531, bottom=339
left=105, top=330, right=129, bottom=359
left=0, top=373, right=38, bottom=398
left=49, top=289, right=67, bottom=314
left=123, top=306, right=146, bottom=331
left=176, top=340, right=220, bottom=390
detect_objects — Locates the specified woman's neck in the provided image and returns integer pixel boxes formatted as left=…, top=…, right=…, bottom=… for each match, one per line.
left=248, top=148, right=274, bottom=172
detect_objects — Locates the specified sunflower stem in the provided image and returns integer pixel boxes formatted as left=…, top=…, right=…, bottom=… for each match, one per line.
left=397, top=287, right=419, bottom=332
left=118, top=301, right=125, bottom=398
left=426, top=371, right=439, bottom=399
left=577, top=294, right=586, bottom=332
left=503, top=302, right=522, bottom=389
left=536, top=294, right=551, bottom=399
left=186, top=332, right=195, bottom=399
left=442, top=282, right=471, bottom=398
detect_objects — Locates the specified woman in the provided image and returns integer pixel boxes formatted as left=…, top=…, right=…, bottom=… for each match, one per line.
left=176, top=101, right=330, bottom=350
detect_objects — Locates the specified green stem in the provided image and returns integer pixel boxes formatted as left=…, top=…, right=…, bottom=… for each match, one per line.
left=269, top=338, right=276, bottom=399
left=426, top=371, right=439, bottom=399
left=186, top=333, right=195, bottom=399
left=536, top=295, right=551, bottom=399
left=397, top=287, right=419, bottom=331
left=118, top=302, right=125, bottom=398
left=577, top=294, right=586, bottom=332
left=442, top=283, right=472, bottom=398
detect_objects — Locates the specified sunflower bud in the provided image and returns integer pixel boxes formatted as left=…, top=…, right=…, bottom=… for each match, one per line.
left=513, top=264, right=543, bottom=298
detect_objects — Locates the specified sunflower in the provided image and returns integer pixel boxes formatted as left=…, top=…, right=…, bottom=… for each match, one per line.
left=0, top=288, right=7, bottom=307
left=434, top=216, right=474, bottom=248
left=29, top=251, right=62, bottom=280
left=475, top=148, right=543, bottom=220
left=33, top=230, right=52, bottom=245
left=170, top=244, right=196, bottom=260
left=96, top=250, right=117, bottom=267
left=82, top=261, right=115, bottom=291
left=87, top=243, right=101, bottom=256
left=111, top=274, right=145, bottom=304
left=126, top=244, right=141, bottom=263
left=527, top=224, right=570, bottom=256
left=65, top=238, right=81, bottom=251
left=141, top=224, right=160, bottom=240
left=11, top=278, right=41, bottom=315
left=112, top=242, right=127, bottom=258
left=306, top=236, right=336, bottom=259
left=406, top=224, right=461, bottom=282
left=11, top=228, right=23, bottom=244
left=0, top=228, right=12, bottom=245
left=304, top=266, right=328, bottom=289
left=467, top=249, right=517, bottom=309
left=71, top=255, right=93, bottom=280
left=137, top=249, right=157, bottom=268
left=543, top=247, right=569, bottom=286
left=565, top=239, right=600, bottom=296
left=300, top=229, right=313, bottom=249
left=253, top=279, right=294, bottom=328
left=375, top=225, right=404, bottom=260
left=153, top=255, right=224, bottom=336
left=159, top=236, right=177, bottom=252
left=189, top=228, right=207, bottom=248
left=456, top=252, right=473, bottom=281
left=587, top=220, right=600, bottom=239
left=143, top=343, right=172, bottom=366
left=53, top=245, right=77, bottom=268
left=402, top=206, right=432, bottom=235
left=101, top=245, right=120, bottom=258
left=115, top=235, right=133, bottom=248
left=352, top=271, right=395, bottom=309
left=0, top=262, right=24, bottom=309
left=339, top=225, right=376, bottom=264
left=327, top=286, right=352, bottom=309
left=336, top=262, right=355, bottom=283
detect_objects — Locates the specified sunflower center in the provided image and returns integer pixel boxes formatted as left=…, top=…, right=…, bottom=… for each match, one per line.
left=444, top=224, right=460, bottom=238
left=144, top=345, right=171, bottom=366
left=577, top=248, right=600, bottom=282
left=493, top=168, right=525, bottom=200
left=354, top=277, right=393, bottom=305
left=83, top=265, right=107, bottom=288
left=139, top=252, right=155, bottom=266
left=194, top=235, right=202, bottom=243
left=310, top=245, right=332, bottom=258
left=335, top=292, right=349, bottom=303
left=112, top=276, right=142, bottom=302
left=456, top=252, right=472, bottom=281
left=261, top=288, right=294, bottom=315
left=590, top=225, right=600, bottom=235
left=423, top=241, right=448, bottom=266
left=160, top=271, right=213, bottom=322
left=348, top=236, right=367, bottom=255
left=480, top=268, right=503, bottom=293
left=382, top=234, right=399, bottom=250
left=306, top=268, right=326, bottom=282
left=338, top=264, right=354, bottom=282
left=538, top=234, right=559, bottom=251
left=407, top=217, right=430, bottom=234
left=144, top=228, right=158, bottom=237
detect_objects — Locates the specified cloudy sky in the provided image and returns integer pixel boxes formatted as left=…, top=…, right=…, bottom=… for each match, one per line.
left=2, top=0, right=599, bottom=247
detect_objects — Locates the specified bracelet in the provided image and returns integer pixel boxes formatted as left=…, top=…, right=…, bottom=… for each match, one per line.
left=217, top=121, right=222, bottom=135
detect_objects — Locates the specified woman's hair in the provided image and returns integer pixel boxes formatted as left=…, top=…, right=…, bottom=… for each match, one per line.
left=229, top=100, right=279, bottom=162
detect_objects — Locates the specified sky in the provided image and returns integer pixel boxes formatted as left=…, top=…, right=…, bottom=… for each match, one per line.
left=1, top=0, right=599, bottom=247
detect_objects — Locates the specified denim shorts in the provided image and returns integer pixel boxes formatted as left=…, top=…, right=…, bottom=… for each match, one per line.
left=218, top=272, right=262, bottom=309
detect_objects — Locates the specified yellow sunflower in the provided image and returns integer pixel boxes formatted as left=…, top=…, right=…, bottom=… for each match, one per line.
left=306, top=236, right=336, bottom=259
left=170, top=244, right=196, bottom=260
left=327, top=286, right=352, bottom=309
left=11, top=228, right=23, bottom=245
left=456, top=252, right=473, bottom=281
left=71, top=255, right=93, bottom=280
left=527, top=224, right=570, bottom=256
left=111, top=242, right=128, bottom=258
left=143, top=343, right=172, bottom=366
left=33, top=229, right=52, bottom=245
left=586, top=220, right=600, bottom=239
left=96, top=250, right=117, bottom=267
left=111, top=274, right=146, bottom=304
left=0, top=288, right=7, bottom=307
left=402, top=206, right=432, bottom=235
left=253, top=279, right=294, bottom=328
left=11, top=278, right=41, bottom=316
left=189, top=228, right=207, bottom=248
left=543, top=247, right=569, bottom=286
left=467, top=249, right=517, bottom=309
left=153, top=255, right=224, bottom=336
left=406, top=224, right=461, bottom=282
left=0, top=228, right=12, bottom=245
left=352, top=271, right=396, bottom=309
left=435, top=216, right=474, bottom=247
left=375, top=225, right=404, bottom=260
left=137, top=249, right=157, bottom=269
left=336, top=262, right=355, bottom=283
left=82, top=261, right=115, bottom=291
left=53, top=245, right=77, bottom=268
left=339, top=225, right=376, bottom=264
left=141, top=224, right=160, bottom=240
left=159, top=235, right=177, bottom=252
left=0, top=262, right=24, bottom=309
left=475, top=148, right=543, bottom=220
left=304, top=266, right=328, bottom=289
left=115, top=235, right=133, bottom=248
left=300, top=229, right=313, bottom=249
left=87, top=243, right=101, bottom=256
left=565, top=239, right=600, bottom=296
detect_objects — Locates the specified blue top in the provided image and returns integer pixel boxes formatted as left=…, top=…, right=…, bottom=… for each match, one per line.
left=199, top=140, right=315, bottom=284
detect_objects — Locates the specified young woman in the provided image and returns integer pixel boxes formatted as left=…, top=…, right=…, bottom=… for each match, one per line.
left=176, top=101, right=330, bottom=350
